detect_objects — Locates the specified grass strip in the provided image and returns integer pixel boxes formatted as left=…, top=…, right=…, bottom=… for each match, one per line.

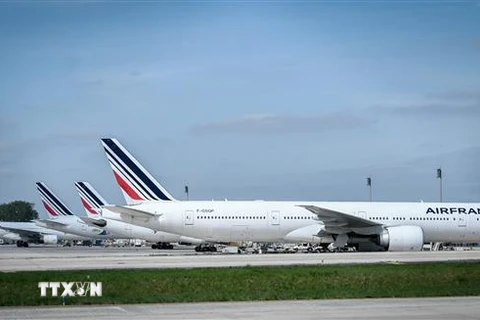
left=1, top=262, right=479, bottom=306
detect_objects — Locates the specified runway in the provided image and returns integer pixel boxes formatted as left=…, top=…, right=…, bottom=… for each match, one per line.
left=1, top=297, right=479, bottom=319
left=1, top=245, right=479, bottom=272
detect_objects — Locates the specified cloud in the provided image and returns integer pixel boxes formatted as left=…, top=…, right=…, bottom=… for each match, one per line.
left=387, top=103, right=479, bottom=117
left=0, top=118, right=17, bottom=136
left=191, top=113, right=371, bottom=135
left=373, top=89, right=480, bottom=117
left=425, top=89, right=480, bottom=101
left=76, top=65, right=207, bottom=88
left=195, top=146, right=480, bottom=202
left=83, top=79, right=104, bottom=86
left=0, top=132, right=100, bottom=170
left=1, top=132, right=98, bottom=151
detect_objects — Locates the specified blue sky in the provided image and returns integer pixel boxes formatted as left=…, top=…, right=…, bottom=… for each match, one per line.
left=0, top=1, right=479, bottom=218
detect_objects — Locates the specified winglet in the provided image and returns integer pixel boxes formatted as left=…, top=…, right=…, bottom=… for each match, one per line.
left=101, top=138, right=177, bottom=204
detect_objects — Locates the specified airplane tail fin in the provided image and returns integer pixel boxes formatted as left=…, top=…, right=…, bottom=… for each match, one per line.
left=101, top=138, right=177, bottom=204
left=35, top=182, right=75, bottom=218
left=74, top=182, right=108, bottom=218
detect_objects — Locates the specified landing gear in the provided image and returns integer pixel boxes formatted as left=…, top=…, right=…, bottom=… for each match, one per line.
left=82, top=240, right=93, bottom=247
left=151, top=242, right=174, bottom=250
left=315, top=244, right=330, bottom=253
left=16, top=241, right=29, bottom=247
left=194, top=244, right=217, bottom=252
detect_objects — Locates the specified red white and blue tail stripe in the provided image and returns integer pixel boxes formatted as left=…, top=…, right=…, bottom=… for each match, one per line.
left=101, top=138, right=176, bottom=204
left=74, top=182, right=108, bottom=218
left=35, top=182, right=75, bottom=218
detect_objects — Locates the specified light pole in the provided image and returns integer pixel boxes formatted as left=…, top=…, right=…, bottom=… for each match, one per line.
left=436, top=168, right=442, bottom=202
left=185, top=185, right=189, bottom=201
left=367, top=177, right=372, bottom=202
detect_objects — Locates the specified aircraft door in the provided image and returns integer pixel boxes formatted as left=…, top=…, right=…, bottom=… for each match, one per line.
left=457, top=215, right=467, bottom=228
left=270, top=211, right=280, bottom=225
left=185, top=210, right=194, bottom=225
left=457, top=214, right=467, bottom=239
left=357, top=211, right=367, bottom=219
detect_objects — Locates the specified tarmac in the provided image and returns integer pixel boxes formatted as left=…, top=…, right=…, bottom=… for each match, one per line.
left=2, top=245, right=479, bottom=319
left=1, top=245, right=480, bottom=272
left=1, top=297, right=479, bottom=319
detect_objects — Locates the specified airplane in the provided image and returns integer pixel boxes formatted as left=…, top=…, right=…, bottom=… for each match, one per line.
left=100, top=138, right=480, bottom=251
left=74, top=181, right=204, bottom=249
left=0, top=222, right=88, bottom=247
left=100, top=138, right=331, bottom=247
left=34, top=182, right=114, bottom=240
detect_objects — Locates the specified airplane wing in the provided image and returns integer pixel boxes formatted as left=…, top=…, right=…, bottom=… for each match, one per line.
left=80, top=216, right=107, bottom=228
left=0, top=225, right=42, bottom=242
left=298, top=205, right=382, bottom=234
left=103, top=205, right=159, bottom=219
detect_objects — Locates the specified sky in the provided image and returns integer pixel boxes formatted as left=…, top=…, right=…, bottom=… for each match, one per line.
left=0, top=1, right=479, bottom=218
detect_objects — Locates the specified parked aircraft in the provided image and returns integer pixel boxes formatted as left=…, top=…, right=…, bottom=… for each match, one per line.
left=34, top=182, right=114, bottom=240
left=101, top=138, right=480, bottom=251
left=0, top=222, right=87, bottom=247
left=75, top=181, right=204, bottom=248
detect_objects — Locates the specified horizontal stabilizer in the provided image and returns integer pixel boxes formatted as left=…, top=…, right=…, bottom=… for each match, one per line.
left=103, top=205, right=158, bottom=219
left=80, top=216, right=107, bottom=228
left=35, top=219, right=69, bottom=228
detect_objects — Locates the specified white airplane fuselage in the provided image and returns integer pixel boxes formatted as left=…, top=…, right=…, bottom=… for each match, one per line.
left=95, top=214, right=204, bottom=244
left=103, top=201, right=480, bottom=246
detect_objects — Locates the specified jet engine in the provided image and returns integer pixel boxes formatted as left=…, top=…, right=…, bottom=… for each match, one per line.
left=377, top=225, right=424, bottom=251
left=42, top=234, right=58, bottom=245
left=3, top=233, right=22, bottom=241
